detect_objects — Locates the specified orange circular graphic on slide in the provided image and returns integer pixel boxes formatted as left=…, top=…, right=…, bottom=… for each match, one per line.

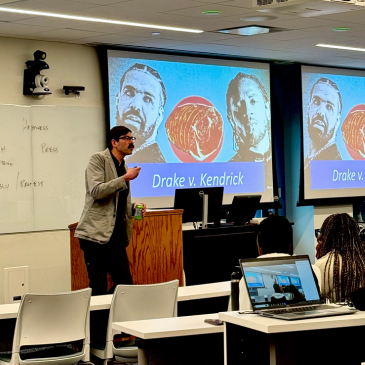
left=165, top=96, right=224, bottom=162
left=342, top=104, right=365, bottom=160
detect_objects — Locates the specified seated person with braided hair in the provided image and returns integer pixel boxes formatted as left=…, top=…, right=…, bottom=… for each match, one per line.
left=315, top=213, right=365, bottom=303
left=239, top=215, right=320, bottom=310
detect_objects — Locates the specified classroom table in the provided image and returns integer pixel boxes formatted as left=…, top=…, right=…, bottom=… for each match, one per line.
left=0, top=281, right=230, bottom=353
left=112, top=314, right=224, bottom=365
left=219, top=310, right=365, bottom=365
left=0, top=281, right=230, bottom=319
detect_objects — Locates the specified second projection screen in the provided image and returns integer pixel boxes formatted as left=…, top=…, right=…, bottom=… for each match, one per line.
left=302, top=65, right=365, bottom=201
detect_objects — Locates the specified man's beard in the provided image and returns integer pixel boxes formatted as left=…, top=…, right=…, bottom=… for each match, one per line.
left=308, top=115, right=334, bottom=145
left=117, top=109, right=143, bottom=132
left=116, top=111, right=154, bottom=147
left=235, top=117, right=267, bottom=148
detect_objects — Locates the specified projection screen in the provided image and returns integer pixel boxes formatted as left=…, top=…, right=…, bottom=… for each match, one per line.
left=107, top=50, right=274, bottom=207
left=302, top=65, right=365, bottom=201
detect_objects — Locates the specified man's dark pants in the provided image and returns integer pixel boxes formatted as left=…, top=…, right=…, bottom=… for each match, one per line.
left=79, top=234, right=133, bottom=296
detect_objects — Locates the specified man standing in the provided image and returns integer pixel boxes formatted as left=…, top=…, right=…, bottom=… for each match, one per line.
left=304, top=77, right=342, bottom=169
left=116, top=63, right=167, bottom=163
left=75, top=126, right=146, bottom=295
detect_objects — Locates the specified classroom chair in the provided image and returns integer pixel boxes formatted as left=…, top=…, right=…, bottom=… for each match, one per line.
left=0, top=288, right=91, bottom=365
left=90, top=280, right=179, bottom=364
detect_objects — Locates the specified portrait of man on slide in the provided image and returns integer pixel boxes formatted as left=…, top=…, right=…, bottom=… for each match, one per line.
left=226, top=73, right=272, bottom=189
left=304, top=77, right=342, bottom=169
left=116, top=63, right=167, bottom=163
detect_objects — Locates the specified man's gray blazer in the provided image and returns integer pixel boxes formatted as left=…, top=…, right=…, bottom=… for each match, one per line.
left=75, top=148, right=132, bottom=246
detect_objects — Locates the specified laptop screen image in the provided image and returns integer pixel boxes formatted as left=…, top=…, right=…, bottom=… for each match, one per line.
left=240, top=256, right=321, bottom=311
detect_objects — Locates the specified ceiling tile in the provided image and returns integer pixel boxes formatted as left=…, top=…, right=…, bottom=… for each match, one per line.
left=0, top=22, right=55, bottom=35
left=205, top=35, right=301, bottom=50
left=319, top=8, right=365, bottom=23
left=123, top=38, right=197, bottom=48
left=72, top=6, right=242, bottom=31
left=2, top=0, right=99, bottom=12
left=288, top=45, right=364, bottom=59
left=300, top=22, right=365, bottom=35
left=214, top=11, right=298, bottom=25
left=13, top=15, right=131, bottom=33
left=72, top=0, right=131, bottom=4
left=115, top=27, right=239, bottom=42
left=76, top=32, right=153, bottom=44
left=189, top=0, right=232, bottom=2
left=216, top=0, right=257, bottom=8
left=266, top=17, right=339, bottom=30
left=27, top=28, right=105, bottom=40
left=297, top=33, right=365, bottom=45
left=0, top=0, right=22, bottom=4
left=107, top=0, right=209, bottom=11
left=161, top=4, right=254, bottom=18
left=0, top=12, right=36, bottom=21
left=260, top=30, right=316, bottom=41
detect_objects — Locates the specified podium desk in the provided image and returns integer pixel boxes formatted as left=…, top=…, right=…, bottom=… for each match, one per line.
left=219, top=311, right=365, bottom=365
left=69, top=209, right=184, bottom=290
left=112, top=314, right=224, bottom=365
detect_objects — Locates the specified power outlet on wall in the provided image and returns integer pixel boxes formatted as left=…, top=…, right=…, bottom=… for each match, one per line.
left=4, top=266, right=29, bottom=303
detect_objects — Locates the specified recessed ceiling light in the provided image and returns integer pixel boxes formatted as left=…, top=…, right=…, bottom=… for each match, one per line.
left=217, top=25, right=284, bottom=36
left=0, top=7, right=203, bottom=33
left=202, top=10, right=221, bottom=15
left=219, top=26, right=270, bottom=36
left=333, top=27, right=350, bottom=31
left=152, top=32, right=160, bottom=35
left=241, top=15, right=277, bottom=21
left=316, top=43, right=365, bottom=52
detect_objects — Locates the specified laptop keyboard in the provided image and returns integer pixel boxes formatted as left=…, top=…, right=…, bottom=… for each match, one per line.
left=264, top=304, right=335, bottom=315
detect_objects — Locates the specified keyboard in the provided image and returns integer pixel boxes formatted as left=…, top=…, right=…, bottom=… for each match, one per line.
left=263, top=304, right=335, bottom=315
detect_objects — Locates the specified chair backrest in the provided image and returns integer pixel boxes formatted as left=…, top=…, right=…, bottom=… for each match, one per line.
left=13, top=288, right=91, bottom=353
left=107, top=280, right=179, bottom=342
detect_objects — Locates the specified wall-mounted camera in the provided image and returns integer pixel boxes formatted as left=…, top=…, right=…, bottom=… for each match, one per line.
left=63, top=86, right=85, bottom=97
left=23, top=50, right=52, bottom=97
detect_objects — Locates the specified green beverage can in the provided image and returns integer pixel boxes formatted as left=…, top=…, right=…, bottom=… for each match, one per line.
left=135, top=204, right=143, bottom=220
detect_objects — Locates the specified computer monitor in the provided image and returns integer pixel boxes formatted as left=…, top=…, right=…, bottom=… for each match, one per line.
left=226, top=195, right=262, bottom=225
left=174, top=187, right=224, bottom=224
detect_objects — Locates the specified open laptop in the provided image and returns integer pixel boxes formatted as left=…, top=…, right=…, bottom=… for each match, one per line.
left=239, top=255, right=356, bottom=320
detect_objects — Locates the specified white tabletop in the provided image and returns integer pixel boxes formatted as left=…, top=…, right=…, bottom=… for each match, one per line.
left=0, top=281, right=230, bottom=319
left=177, top=281, right=230, bottom=302
left=112, top=313, right=224, bottom=339
left=219, top=310, right=365, bottom=334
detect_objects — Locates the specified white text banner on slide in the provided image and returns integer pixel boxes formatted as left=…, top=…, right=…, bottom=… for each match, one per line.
left=130, top=162, right=265, bottom=198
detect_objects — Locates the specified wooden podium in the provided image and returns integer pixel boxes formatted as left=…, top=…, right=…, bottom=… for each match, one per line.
left=69, top=209, right=184, bottom=291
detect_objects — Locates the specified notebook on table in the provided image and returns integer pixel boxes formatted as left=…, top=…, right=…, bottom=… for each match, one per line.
left=239, top=255, right=356, bottom=320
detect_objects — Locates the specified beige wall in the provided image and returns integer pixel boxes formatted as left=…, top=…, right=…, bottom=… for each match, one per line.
left=0, top=37, right=104, bottom=303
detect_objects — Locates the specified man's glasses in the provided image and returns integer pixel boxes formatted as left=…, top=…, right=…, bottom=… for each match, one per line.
left=119, top=136, right=136, bottom=141
left=315, top=229, right=321, bottom=238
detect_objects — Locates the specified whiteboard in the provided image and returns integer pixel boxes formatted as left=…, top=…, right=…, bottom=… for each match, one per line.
left=0, top=104, right=105, bottom=233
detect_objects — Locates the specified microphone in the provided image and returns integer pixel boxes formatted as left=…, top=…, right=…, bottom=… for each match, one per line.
left=274, top=196, right=279, bottom=216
